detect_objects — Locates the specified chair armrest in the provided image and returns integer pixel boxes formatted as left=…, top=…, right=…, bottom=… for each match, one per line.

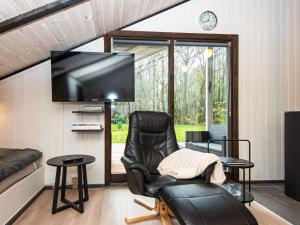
left=204, top=162, right=217, bottom=183
left=121, top=156, right=151, bottom=182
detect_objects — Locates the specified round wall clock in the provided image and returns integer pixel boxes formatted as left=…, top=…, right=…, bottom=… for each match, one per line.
left=199, top=11, right=217, bottom=31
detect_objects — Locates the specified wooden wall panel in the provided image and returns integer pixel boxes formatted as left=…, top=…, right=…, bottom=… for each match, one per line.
left=63, top=103, right=105, bottom=185
left=296, top=0, right=300, bottom=110
left=0, top=61, right=105, bottom=185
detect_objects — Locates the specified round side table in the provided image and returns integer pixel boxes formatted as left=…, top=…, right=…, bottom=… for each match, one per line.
left=47, top=154, right=95, bottom=214
left=220, top=156, right=254, bottom=204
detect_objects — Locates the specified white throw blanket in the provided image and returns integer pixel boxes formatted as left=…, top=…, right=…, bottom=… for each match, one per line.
left=157, top=148, right=226, bottom=184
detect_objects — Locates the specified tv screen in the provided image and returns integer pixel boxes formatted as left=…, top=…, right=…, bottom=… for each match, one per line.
left=51, top=51, right=135, bottom=102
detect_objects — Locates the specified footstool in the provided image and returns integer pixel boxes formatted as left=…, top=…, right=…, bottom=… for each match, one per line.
left=159, top=183, right=258, bottom=225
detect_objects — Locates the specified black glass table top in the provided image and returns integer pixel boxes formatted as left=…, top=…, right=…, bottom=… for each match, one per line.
left=47, top=154, right=95, bottom=167
left=220, top=157, right=254, bottom=168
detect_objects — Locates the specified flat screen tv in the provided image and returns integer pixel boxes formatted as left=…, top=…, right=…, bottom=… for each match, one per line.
left=51, top=51, right=135, bottom=102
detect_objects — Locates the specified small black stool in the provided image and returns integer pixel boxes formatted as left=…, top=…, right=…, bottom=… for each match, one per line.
left=47, top=154, right=95, bottom=214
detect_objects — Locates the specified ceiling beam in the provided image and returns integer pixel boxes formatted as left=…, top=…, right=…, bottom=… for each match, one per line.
left=0, top=0, right=88, bottom=35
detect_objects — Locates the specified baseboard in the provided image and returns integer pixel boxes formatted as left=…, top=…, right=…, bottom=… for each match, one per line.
left=6, top=187, right=45, bottom=225
left=44, top=183, right=105, bottom=190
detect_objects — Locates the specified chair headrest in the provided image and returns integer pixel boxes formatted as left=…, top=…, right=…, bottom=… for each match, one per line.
left=131, top=111, right=170, bottom=133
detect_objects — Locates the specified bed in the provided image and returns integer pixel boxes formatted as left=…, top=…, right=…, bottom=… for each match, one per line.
left=0, top=148, right=42, bottom=194
left=0, top=148, right=44, bottom=225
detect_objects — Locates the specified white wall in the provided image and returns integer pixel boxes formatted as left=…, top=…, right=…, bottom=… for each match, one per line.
left=0, top=0, right=299, bottom=181
left=75, top=0, right=300, bottom=181
left=123, top=0, right=300, bottom=181
left=0, top=61, right=105, bottom=185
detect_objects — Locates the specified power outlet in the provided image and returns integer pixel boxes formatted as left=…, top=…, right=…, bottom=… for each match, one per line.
left=72, top=177, right=78, bottom=188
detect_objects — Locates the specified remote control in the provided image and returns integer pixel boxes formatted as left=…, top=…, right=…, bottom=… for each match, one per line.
left=62, top=156, right=84, bottom=163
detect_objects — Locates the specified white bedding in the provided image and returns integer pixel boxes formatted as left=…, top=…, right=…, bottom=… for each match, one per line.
left=157, top=148, right=226, bottom=184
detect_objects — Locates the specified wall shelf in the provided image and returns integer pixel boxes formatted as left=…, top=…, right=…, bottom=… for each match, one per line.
left=72, top=107, right=104, bottom=133
left=72, top=128, right=104, bottom=133
left=72, top=110, right=104, bottom=114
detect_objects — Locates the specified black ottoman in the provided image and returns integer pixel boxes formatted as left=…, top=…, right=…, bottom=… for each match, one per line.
left=159, top=183, right=258, bottom=225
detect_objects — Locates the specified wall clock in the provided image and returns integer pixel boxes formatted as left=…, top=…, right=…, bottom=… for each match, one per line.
left=199, top=11, right=217, bottom=31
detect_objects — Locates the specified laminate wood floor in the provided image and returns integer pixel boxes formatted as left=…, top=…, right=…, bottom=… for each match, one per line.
left=251, top=183, right=300, bottom=225
left=14, top=185, right=291, bottom=225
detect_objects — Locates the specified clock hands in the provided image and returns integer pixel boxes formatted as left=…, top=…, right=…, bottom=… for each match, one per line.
left=202, top=14, right=213, bottom=23
left=200, top=11, right=217, bottom=30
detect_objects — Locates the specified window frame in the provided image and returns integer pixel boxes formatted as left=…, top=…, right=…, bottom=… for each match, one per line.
left=104, top=30, right=239, bottom=184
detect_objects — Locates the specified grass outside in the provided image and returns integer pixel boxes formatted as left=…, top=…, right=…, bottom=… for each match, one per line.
left=112, top=124, right=205, bottom=143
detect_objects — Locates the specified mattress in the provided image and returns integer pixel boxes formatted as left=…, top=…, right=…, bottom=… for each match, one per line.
left=0, top=148, right=43, bottom=194
left=0, top=158, right=42, bottom=194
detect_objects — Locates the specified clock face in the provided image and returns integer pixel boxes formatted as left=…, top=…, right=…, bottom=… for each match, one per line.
left=199, top=11, right=217, bottom=31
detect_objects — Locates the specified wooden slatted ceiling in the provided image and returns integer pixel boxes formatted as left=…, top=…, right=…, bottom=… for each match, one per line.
left=0, top=0, right=57, bottom=22
left=0, top=0, right=187, bottom=79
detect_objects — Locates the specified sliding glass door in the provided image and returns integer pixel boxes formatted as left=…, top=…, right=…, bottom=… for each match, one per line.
left=104, top=32, right=238, bottom=182
left=111, top=40, right=169, bottom=174
left=174, top=43, right=229, bottom=150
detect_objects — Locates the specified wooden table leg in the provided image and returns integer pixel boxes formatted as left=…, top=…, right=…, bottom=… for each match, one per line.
left=77, top=165, right=84, bottom=213
left=52, top=166, right=61, bottom=214
left=61, top=167, right=67, bottom=201
left=82, top=164, right=89, bottom=201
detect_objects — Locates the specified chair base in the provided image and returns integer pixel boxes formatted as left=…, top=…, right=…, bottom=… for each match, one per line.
left=125, top=198, right=172, bottom=225
left=134, top=196, right=155, bottom=210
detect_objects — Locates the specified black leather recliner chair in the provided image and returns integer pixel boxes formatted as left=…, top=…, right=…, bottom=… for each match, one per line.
left=121, top=111, right=216, bottom=224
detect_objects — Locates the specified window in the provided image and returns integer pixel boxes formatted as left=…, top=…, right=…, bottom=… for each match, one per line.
left=174, top=42, right=229, bottom=144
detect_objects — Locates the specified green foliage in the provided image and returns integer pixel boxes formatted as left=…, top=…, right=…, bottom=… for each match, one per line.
left=213, top=101, right=227, bottom=124
left=112, top=124, right=129, bottom=143
left=112, top=113, right=127, bottom=124
left=111, top=45, right=229, bottom=143
left=117, top=123, right=122, bottom=129
left=112, top=112, right=127, bottom=130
